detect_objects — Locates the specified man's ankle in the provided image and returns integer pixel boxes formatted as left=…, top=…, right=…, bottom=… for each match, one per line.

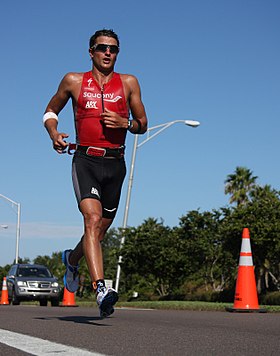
left=93, top=279, right=106, bottom=294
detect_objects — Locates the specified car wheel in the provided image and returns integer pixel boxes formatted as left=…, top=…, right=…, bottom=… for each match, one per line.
left=39, top=299, right=48, bottom=306
left=12, top=290, right=20, bottom=305
left=51, top=298, right=60, bottom=307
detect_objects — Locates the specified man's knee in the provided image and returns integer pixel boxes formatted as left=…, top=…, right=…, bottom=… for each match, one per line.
left=83, top=212, right=102, bottom=230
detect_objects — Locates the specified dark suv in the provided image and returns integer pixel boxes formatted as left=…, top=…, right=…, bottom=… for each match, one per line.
left=6, top=264, right=61, bottom=306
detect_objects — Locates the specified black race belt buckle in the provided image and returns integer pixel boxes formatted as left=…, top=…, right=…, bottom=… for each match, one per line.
left=86, top=147, right=107, bottom=157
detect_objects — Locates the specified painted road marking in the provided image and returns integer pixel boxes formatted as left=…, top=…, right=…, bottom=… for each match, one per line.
left=0, top=328, right=106, bottom=355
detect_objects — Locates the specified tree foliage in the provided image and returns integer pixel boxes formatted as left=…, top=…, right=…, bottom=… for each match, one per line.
left=174, top=210, right=232, bottom=292
left=221, top=184, right=280, bottom=292
left=225, top=166, right=258, bottom=206
left=118, top=167, right=280, bottom=297
left=120, top=218, right=188, bottom=296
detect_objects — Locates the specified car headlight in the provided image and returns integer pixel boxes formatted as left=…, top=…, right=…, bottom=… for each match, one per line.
left=17, top=281, right=27, bottom=286
left=51, top=282, right=59, bottom=287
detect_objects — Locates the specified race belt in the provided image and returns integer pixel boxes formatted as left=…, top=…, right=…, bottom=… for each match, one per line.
left=68, top=144, right=125, bottom=158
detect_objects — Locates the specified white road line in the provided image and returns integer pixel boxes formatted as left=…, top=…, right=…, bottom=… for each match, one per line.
left=0, top=328, right=106, bottom=356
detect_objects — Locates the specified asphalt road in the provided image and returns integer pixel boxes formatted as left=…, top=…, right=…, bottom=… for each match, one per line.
left=0, top=305, right=279, bottom=355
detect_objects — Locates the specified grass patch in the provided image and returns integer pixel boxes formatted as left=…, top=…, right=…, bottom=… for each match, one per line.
left=76, top=300, right=280, bottom=312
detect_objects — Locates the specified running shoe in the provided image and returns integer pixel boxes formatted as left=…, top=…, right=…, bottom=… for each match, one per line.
left=62, top=249, right=79, bottom=293
left=97, top=287, right=119, bottom=318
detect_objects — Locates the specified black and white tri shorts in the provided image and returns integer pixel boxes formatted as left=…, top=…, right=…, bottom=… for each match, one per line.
left=72, top=150, right=126, bottom=219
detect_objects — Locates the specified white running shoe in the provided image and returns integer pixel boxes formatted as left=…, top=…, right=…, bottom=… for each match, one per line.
left=62, top=249, right=79, bottom=292
left=97, top=287, right=119, bottom=318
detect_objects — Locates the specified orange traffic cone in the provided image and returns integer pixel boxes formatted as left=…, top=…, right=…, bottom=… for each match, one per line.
left=226, top=228, right=266, bottom=312
left=61, top=287, right=77, bottom=307
left=0, top=277, right=9, bottom=305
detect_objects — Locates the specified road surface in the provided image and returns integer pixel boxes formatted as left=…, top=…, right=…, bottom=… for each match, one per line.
left=0, top=305, right=279, bottom=355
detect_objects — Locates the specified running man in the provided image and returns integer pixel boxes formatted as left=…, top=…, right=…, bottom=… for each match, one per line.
left=43, top=29, right=148, bottom=317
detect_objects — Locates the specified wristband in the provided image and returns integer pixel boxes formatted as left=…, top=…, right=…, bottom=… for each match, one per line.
left=43, top=112, right=58, bottom=124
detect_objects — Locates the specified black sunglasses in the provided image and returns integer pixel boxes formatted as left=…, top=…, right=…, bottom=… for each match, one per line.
left=92, top=44, right=119, bottom=54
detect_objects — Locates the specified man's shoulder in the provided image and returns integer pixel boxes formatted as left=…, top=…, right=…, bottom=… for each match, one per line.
left=60, top=72, right=87, bottom=90
left=63, top=71, right=85, bottom=82
left=118, top=73, right=139, bottom=86
left=118, top=73, right=137, bottom=80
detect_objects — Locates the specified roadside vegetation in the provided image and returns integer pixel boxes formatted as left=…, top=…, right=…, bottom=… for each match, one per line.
left=1, top=166, right=280, bottom=307
left=76, top=300, right=280, bottom=313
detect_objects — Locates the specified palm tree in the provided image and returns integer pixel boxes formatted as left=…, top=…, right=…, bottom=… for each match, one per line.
left=250, top=184, right=278, bottom=201
left=224, top=166, right=258, bottom=206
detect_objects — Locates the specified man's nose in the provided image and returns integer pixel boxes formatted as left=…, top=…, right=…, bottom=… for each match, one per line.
left=105, top=46, right=111, bottom=55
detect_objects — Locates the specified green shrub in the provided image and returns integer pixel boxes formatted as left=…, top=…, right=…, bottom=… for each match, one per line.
left=261, top=292, right=280, bottom=305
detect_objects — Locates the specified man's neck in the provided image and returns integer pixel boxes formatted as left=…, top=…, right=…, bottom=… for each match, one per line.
left=91, top=67, right=114, bottom=87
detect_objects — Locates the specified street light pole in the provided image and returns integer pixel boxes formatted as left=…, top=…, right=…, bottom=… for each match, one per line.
left=122, top=134, right=139, bottom=231
left=0, top=194, right=21, bottom=264
left=115, top=119, right=200, bottom=292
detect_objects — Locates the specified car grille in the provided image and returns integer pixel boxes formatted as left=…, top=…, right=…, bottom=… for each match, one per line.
left=28, top=282, right=51, bottom=288
left=27, top=289, right=50, bottom=293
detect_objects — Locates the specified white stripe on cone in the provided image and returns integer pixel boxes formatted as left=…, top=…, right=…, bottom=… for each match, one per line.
left=239, top=255, right=253, bottom=266
left=240, top=238, right=252, bottom=253
left=239, top=237, right=253, bottom=266
left=2, top=278, right=7, bottom=291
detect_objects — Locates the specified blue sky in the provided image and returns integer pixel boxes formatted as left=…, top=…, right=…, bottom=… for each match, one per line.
left=0, top=0, right=279, bottom=266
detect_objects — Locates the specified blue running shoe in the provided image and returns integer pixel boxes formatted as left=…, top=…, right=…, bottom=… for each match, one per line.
left=97, top=287, right=118, bottom=318
left=62, top=249, right=79, bottom=293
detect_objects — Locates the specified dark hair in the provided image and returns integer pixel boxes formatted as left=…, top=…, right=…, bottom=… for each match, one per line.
left=89, top=29, right=120, bottom=48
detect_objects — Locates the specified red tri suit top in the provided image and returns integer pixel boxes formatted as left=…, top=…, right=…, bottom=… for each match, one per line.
left=75, top=71, right=129, bottom=148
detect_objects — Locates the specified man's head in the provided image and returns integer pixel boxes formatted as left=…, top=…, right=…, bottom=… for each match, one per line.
left=89, top=29, right=120, bottom=72
left=89, top=29, right=120, bottom=49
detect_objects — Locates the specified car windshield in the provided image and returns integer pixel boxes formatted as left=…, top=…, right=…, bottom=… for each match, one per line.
left=17, top=267, right=52, bottom=278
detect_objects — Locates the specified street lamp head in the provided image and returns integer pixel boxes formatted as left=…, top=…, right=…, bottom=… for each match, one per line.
left=1, top=224, right=8, bottom=229
left=184, top=120, right=200, bottom=127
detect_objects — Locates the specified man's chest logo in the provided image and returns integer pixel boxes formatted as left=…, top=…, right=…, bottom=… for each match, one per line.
left=85, top=101, right=98, bottom=109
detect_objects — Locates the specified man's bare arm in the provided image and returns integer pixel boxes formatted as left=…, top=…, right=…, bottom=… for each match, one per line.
left=126, top=75, right=148, bottom=134
left=44, top=73, right=74, bottom=153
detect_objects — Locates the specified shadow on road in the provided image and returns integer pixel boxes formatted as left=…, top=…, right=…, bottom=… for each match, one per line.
left=34, top=315, right=113, bottom=326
